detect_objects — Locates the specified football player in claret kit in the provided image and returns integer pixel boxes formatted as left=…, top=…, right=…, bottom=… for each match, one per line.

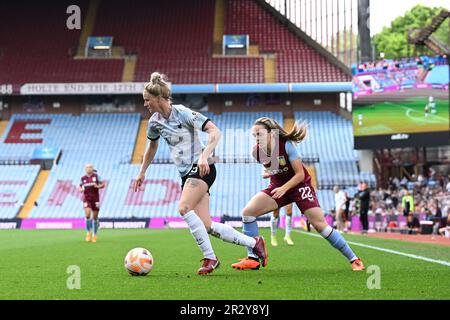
left=79, top=164, right=105, bottom=243
left=231, top=117, right=365, bottom=271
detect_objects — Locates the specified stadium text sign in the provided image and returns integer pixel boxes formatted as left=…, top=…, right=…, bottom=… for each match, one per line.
left=20, top=83, right=146, bottom=95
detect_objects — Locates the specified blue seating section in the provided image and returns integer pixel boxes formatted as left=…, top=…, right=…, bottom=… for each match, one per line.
left=0, top=165, right=40, bottom=218
left=29, top=163, right=270, bottom=218
left=294, top=111, right=358, bottom=162
left=359, top=172, right=377, bottom=188
left=152, top=111, right=283, bottom=163
left=425, top=65, right=449, bottom=85
left=0, top=113, right=140, bottom=165
left=26, top=160, right=365, bottom=218
left=315, top=161, right=359, bottom=189
left=0, top=111, right=377, bottom=219
left=205, top=112, right=284, bottom=162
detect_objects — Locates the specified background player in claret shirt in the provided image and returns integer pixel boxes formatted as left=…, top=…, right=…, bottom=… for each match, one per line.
left=263, top=169, right=295, bottom=246
left=269, top=204, right=294, bottom=246
left=231, top=117, right=365, bottom=271
left=134, top=72, right=267, bottom=275
left=79, top=164, right=105, bottom=243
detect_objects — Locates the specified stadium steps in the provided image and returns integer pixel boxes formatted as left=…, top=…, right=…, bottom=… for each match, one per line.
left=249, top=45, right=260, bottom=56
left=131, top=120, right=148, bottom=164
left=17, top=170, right=50, bottom=219
left=264, top=55, right=276, bottom=82
left=76, top=0, right=102, bottom=57
left=122, top=55, right=137, bottom=82
left=213, top=0, right=226, bottom=55
left=0, top=121, right=8, bottom=138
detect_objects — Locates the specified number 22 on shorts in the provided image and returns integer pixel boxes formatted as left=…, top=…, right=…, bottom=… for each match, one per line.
left=298, top=186, right=313, bottom=201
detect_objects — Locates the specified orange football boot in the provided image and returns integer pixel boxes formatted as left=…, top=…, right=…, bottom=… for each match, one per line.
left=351, top=258, right=365, bottom=271
left=231, top=257, right=261, bottom=270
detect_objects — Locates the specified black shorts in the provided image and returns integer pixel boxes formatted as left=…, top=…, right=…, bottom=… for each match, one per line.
left=181, top=164, right=216, bottom=194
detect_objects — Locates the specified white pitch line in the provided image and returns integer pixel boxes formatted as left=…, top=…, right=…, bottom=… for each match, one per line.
left=294, top=230, right=450, bottom=267
left=399, top=105, right=448, bottom=123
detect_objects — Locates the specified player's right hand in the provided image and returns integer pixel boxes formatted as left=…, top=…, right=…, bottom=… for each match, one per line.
left=134, top=173, right=145, bottom=192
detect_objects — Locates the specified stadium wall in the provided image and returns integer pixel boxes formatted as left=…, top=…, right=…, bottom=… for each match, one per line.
left=208, top=93, right=339, bottom=113
left=2, top=93, right=341, bottom=120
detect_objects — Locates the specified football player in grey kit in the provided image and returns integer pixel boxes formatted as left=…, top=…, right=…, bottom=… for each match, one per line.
left=134, top=72, right=267, bottom=275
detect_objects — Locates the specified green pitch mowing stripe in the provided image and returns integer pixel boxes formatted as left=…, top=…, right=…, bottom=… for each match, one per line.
left=0, top=229, right=449, bottom=300
left=353, top=97, right=449, bottom=136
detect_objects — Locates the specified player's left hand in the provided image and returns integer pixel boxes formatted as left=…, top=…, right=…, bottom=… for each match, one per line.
left=271, top=186, right=288, bottom=199
left=197, top=156, right=210, bottom=177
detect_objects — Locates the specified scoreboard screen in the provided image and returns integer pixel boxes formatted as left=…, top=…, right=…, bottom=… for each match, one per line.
left=352, top=56, right=449, bottom=149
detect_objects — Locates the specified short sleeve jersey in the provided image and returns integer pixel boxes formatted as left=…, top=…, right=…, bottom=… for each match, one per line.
left=147, top=104, right=212, bottom=177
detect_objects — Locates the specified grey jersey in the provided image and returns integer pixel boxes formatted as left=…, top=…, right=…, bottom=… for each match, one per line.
left=147, top=104, right=212, bottom=177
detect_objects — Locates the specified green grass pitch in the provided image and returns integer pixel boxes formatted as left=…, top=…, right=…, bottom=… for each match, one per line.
left=0, top=229, right=449, bottom=300
left=353, top=97, right=449, bottom=136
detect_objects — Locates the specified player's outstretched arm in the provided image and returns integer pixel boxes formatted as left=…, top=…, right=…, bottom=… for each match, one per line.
left=198, top=121, right=221, bottom=177
left=134, top=139, right=159, bottom=192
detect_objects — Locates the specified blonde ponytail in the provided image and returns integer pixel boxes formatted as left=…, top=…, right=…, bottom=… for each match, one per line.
left=144, top=72, right=171, bottom=100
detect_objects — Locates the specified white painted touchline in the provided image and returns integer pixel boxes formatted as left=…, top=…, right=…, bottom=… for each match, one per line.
left=293, top=230, right=450, bottom=267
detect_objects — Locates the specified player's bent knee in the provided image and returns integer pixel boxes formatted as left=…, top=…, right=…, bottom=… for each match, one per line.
left=241, top=206, right=256, bottom=218
left=178, top=204, right=191, bottom=216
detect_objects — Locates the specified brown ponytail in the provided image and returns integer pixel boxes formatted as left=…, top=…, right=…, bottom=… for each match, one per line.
left=254, top=117, right=307, bottom=143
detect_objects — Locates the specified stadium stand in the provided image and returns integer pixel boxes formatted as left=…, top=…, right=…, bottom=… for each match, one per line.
left=0, top=165, right=41, bottom=218
left=425, top=65, right=449, bottom=84
left=27, top=163, right=269, bottom=219
left=92, top=0, right=264, bottom=84
left=0, top=0, right=351, bottom=85
left=225, top=0, right=351, bottom=83
left=294, top=111, right=358, bottom=162
left=0, top=1, right=124, bottom=86
left=0, top=109, right=375, bottom=217
left=0, top=113, right=140, bottom=165
left=0, top=0, right=374, bottom=219
left=204, top=111, right=284, bottom=162
left=149, top=111, right=284, bottom=164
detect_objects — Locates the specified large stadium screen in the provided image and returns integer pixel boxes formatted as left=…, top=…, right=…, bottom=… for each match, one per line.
left=352, top=56, right=449, bottom=149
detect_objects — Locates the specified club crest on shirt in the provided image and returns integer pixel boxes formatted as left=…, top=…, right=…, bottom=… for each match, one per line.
left=277, top=156, right=286, bottom=166
left=93, top=177, right=97, bottom=182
